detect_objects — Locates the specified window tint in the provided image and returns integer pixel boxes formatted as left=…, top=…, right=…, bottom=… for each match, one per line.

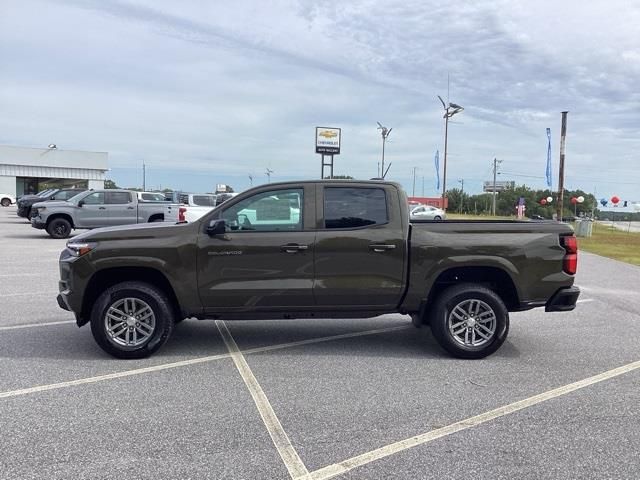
left=193, top=195, right=216, bottom=207
left=54, top=190, right=81, bottom=200
left=106, top=192, right=132, bottom=204
left=221, top=189, right=303, bottom=231
left=324, top=187, right=388, bottom=229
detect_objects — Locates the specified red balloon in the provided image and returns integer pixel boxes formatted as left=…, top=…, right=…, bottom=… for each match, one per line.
left=611, top=196, right=620, bottom=204
left=570, top=197, right=578, bottom=204
left=540, top=198, right=547, bottom=205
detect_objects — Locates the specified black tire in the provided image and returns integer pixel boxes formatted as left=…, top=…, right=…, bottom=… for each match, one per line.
left=1, top=198, right=10, bottom=207
left=429, top=283, right=509, bottom=359
left=90, top=281, right=175, bottom=359
left=433, top=215, right=442, bottom=221
left=46, top=218, right=72, bottom=239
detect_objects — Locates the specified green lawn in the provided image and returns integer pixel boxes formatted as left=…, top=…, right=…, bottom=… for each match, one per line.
left=577, top=224, right=640, bottom=266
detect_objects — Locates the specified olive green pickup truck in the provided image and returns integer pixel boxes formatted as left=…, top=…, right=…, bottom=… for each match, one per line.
left=57, top=180, right=579, bottom=359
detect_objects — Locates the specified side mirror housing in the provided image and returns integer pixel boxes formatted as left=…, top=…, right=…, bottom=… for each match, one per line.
left=77, top=200, right=85, bottom=207
left=206, top=219, right=226, bottom=236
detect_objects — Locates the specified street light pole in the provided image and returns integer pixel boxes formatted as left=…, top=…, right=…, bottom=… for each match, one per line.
left=491, top=157, right=503, bottom=216
left=458, top=178, right=464, bottom=213
left=438, top=96, right=464, bottom=212
left=412, top=167, right=417, bottom=197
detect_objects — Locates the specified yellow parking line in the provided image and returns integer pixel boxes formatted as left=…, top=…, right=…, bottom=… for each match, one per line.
left=309, top=359, right=640, bottom=480
left=217, top=320, right=310, bottom=479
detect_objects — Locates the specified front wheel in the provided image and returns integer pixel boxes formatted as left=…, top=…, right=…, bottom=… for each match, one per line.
left=90, top=281, right=175, bottom=359
left=430, top=284, right=509, bottom=359
left=46, top=218, right=72, bottom=239
left=1, top=198, right=10, bottom=207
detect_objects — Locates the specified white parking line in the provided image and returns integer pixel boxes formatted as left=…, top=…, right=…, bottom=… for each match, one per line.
left=0, top=324, right=410, bottom=399
left=0, top=320, right=75, bottom=331
left=308, top=359, right=640, bottom=480
left=0, top=292, right=57, bottom=298
left=217, top=320, right=310, bottom=479
left=577, top=298, right=594, bottom=304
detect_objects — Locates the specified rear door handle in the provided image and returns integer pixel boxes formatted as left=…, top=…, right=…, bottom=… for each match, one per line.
left=127, top=206, right=134, bottom=209
left=98, top=207, right=106, bottom=210
left=369, top=244, right=396, bottom=253
left=281, top=244, right=309, bottom=254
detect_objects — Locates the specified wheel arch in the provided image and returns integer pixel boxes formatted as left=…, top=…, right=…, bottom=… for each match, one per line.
left=46, top=213, right=75, bottom=229
left=148, top=214, right=164, bottom=222
left=426, top=265, right=519, bottom=313
left=80, top=266, right=181, bottom=326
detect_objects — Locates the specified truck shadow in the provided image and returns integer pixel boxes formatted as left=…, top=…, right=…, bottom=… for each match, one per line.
left=0, top=318, right=521, bottom=362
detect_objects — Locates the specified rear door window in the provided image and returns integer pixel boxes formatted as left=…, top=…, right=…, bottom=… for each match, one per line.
left=323, top=187, right=388, bottom=229
left=106, top=192, right=133, bottom=204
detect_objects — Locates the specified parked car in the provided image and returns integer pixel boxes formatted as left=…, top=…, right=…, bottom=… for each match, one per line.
left=410, top=204, right=446, bottom=221
left=31, top=189, right=183, bottom=239
left=1, top=193, right=16, bottom=207
left=17, top=188, right=85, bottom=218
left=215, top=192, right=239, bottom=206
left=56, top=180, right=579, bottom=359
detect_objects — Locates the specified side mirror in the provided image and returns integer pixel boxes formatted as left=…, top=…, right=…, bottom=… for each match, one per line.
left=77, top=200, right=85, bottom=207
left=206, top=219, right=226, bottom=236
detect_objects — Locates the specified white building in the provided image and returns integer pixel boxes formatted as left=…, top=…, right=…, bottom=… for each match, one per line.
left=0, top=145, right=108, bottom=197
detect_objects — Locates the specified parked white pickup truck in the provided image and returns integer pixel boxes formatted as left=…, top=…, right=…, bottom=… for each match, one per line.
left=179, top=193, right=218, bottom=223
left=31, top=189, right=182, bottom=238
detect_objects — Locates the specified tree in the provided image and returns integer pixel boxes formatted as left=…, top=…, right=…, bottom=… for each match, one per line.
left=104, top=179, right=118, bottom=189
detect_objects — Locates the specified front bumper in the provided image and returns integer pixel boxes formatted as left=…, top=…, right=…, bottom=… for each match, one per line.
left=545, top=286, right=580, bottom=312
left=31, top=217, right=46, bottom=229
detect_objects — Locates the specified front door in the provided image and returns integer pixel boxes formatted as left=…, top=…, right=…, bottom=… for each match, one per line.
left=75, top=192, right=107, bottom=228
left=313, top=186, right=407, bottom=308
left=197, top=186, right=316, bottom=312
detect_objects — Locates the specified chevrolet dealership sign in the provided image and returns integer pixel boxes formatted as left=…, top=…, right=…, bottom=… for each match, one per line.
left=315, top=127, right=341, bottom=155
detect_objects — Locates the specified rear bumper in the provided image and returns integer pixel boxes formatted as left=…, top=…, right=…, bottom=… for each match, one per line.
left=545, top=286, right=580, bottom=312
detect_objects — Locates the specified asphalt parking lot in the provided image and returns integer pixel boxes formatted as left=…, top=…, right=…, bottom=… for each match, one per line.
left=1, top=207, right=639, bottom=479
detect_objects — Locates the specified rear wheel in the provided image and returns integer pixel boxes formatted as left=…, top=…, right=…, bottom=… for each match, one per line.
left=433, top=215, right=442, bottom=221
left=90, top=281, right=174, bottom=359
left=430, top=284, right=509, bottom=359
left=46, top=218, right=72, bottom=239
left=1, top=198, right=10, bottom=207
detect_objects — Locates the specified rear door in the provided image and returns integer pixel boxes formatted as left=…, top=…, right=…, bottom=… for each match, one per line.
left=313, top=185, right=407, bottom=307
left=106, top=191, right=136, bottom=225
left=197, top=185, right=316, bottom=311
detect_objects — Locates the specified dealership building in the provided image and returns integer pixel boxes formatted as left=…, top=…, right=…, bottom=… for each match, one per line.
left=0, top=145, right=107, bottom=197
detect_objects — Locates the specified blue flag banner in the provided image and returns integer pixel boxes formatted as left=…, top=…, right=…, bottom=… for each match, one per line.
left=434, top=150, right=440, bottom=190
left=546, top=128, right=552, bottom=188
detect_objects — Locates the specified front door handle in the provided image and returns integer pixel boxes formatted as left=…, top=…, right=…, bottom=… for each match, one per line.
left=281, top=243, right=309, bottom=254
left=369, top=244, right=396, bottom=253
left=127, top=206, right=134, bottom=210
left=98, top=206, right=106, bottom=210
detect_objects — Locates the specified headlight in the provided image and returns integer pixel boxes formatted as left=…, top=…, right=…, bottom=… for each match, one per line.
left=65, top=242, right=97, bottom=257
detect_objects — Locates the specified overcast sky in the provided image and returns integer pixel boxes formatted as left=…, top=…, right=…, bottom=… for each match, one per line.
left=1, top=0, right=639, bottom=203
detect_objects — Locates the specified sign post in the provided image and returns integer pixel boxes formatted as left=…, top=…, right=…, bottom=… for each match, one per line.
left=316, top=127, right=341, bottom=179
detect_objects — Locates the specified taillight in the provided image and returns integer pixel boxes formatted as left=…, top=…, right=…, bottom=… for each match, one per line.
left=178, top=207, right=186, bottom=222
left=561, top=234, right=578, bottom=275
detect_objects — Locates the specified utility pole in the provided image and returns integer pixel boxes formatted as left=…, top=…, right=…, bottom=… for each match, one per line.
left=491, top=158, right=503, bottom=216
left=412, top=167, right=417, bottom=196
left=142, top=161, right=146, bottom=191
left=458, top=178, right=464, bottom=213
left=421, top=176, right=425, bottom=197
left=377, top=122, right=392, bottom=178
left=556, top=111, right=569, bottom=221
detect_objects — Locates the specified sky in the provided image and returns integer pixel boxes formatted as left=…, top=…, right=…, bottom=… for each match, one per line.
left=1, top=0, right=639, bottom=206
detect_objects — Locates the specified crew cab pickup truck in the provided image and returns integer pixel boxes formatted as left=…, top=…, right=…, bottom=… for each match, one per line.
left=32, top=189, right=182, bottom=239
left=56, top=180, right=579, bottom=359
